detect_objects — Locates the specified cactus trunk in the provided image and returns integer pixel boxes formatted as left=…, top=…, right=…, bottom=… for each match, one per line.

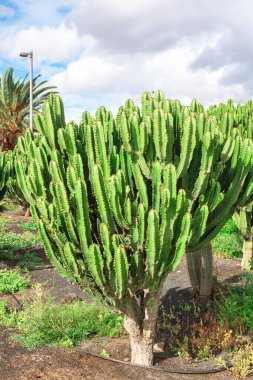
left=241, top=237, right=253, bottom=270
left=123, top=292, right=160, bottom=365
left=187, top=243, right=213, bottom=297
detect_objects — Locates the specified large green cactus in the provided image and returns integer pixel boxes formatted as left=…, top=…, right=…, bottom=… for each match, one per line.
left=187, top=99, right=253, bottom=296
left=17, top=93, right=253, bottom=365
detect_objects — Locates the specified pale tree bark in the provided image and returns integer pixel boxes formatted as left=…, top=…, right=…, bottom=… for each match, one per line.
left=122, top=290, right=161, bottom=366
left=187, top=243, right=213, bottom=297
left=22, top=205, right=31, bottom=218
left=241, top=237, right=253, bottom=270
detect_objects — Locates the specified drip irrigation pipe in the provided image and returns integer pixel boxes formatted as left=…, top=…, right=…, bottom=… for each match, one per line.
left=29, top=265, right=54, bottom=271
left=75, top=347, right=228, bottom=375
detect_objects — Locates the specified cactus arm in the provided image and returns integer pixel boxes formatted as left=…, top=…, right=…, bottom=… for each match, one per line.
left=167, top=213, right=191, bottom=272
left=176, top=116, right=196, bottom=178
left=146, top=209, right=160, bottom=279
left=87, top=244, right=105, bottom=291
left=91, top=165, right=115, bottom=233
left=152, top=161, right=161, bottom=212
left=75, top=179, right=92, bottom=260
left=114, top=245, right=129, bottom=298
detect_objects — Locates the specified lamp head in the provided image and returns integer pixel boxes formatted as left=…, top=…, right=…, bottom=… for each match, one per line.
left=19, top=51, right=33, bottom=58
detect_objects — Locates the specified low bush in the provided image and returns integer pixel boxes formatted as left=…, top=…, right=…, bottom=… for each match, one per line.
left=0, top=231, right=41, bottom=258
left=0, top=268, right=30, bottom=294
left=212, top=219, right=243, bottom=259
left=216, top=273, right=253, bottom=333
left=18, top=219, right=37, bottom=231
left=0, top=285, right=124, bottom=348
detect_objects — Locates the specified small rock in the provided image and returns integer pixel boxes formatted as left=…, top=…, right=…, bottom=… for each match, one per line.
left=153, top=342, right=165, bottom=353
left=124, top=357, right=130, bottom=362
left=0, top=262, right=9, bottom=269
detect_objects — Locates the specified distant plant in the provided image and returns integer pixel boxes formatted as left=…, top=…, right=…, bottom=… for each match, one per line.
left=0, top=231, right=41, bottom=254
left=0, top=268, right=30, bottom=294
left=18, top=219, right=37, bottom=231
left=220, top=219, right=241, bottom=234
left=212, top=230, right=243, bottom=259
left=0, top=67, right=56, bottom=150
left=0, top=199, right=17, bottom=211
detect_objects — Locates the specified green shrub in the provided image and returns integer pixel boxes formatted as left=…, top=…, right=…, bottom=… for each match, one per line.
left=0, top=300, right=18, bottom=326
left=18, top=219, right=37, bottom=231
left=0, top=268, right=30, bottom=294
left=0, top=231, right=41, bottom=255
left=216, top=274, right=253, bottom=332
left=18, top=252, right=44, bottom=270
left=220, top=219, right=240, bottom=235
left=212, top=219, right=243, bottom=259
left=0, top=200, right=17, bottom=211
left=212, top=232, right=243, bottom=259
left=7, top=286, right=124, bottom=348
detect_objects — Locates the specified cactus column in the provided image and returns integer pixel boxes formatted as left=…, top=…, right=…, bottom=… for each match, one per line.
left=233, top=205, right=253, bottom=269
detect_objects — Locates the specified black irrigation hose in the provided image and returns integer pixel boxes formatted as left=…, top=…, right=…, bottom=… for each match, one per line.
left=29, top=265, right=54, bottom=271
left=75, top=347, right=228, bottom=375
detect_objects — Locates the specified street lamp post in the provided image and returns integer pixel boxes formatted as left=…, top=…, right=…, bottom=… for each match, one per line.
left=19, top=51, right=33, bottom=132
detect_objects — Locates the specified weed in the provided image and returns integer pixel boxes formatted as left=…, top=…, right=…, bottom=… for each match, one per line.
left=212, top=232, right=243, bottom=259
left=220, top=219, right=240, bottom=234
left=0, top=232, right=41, bottom=257
left=4, top=285, right=124, bottom=348
left=0, top=218, right=7, bottom=232
left=18, top=252, right=44, bottom=270
left=181, top=303, right=191, bottom=313
left=177, top=336, right=190, bottom=360
left=18, top=219, right=37, bottom=232
left=215, top=275, right=253, bottom=333
left=0, top=300, right=18, bottom=326
left=0, top=268, right=30, bottom=294
left=100, top=349, right=110, bottom=357
left=0, top=200, right=17, bottom=211
left=0, top=251, right=19, bottom=261
left=196, top=340, right=212, bottom=360
left=230, top=342, right=253, bottom=378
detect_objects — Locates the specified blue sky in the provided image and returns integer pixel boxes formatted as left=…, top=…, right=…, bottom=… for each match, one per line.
left=0, top=0, right=252, bottom=121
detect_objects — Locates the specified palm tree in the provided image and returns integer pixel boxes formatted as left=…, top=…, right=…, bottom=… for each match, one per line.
left=0, top=67, right=56, bottom=150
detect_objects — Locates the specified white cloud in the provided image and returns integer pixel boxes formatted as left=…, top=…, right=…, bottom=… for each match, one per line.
left=1, top=0, right=253, bottom=121
left=50, top=45, right=247, bottom=121
left=4, top=23, right=86, bottom=64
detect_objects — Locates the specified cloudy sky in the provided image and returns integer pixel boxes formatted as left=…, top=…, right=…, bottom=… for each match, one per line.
left=0, top=0, right=251, bottom=121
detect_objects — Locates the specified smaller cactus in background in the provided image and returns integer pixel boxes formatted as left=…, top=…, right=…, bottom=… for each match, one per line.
left=233, top=205, right=253, bottom=269
left=0, top=152, right=10, bottom=201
